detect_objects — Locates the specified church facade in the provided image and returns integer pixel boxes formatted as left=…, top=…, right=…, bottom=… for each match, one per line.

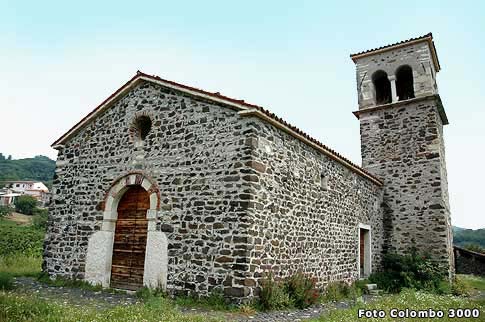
left=44, top=33, right=452, bottom=301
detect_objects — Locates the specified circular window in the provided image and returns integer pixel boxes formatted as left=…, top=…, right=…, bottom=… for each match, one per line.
left=132, top=115, right=152, bottom=141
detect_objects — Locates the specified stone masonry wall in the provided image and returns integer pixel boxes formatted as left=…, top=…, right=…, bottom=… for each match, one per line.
left=45, top=79, right=386, bottom=302
left=359, top=97, right=453, bottom=272
left=238, top=117, right=385, bottom=296
left=454, top=246, right=485, bottom=277
left=44, top=80, right=255, bottom=298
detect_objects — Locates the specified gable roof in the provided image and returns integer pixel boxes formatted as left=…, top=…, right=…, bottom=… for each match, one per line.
left=350, top=33, right=441, bottom=72
left=52, top=71, right=383, bottom=186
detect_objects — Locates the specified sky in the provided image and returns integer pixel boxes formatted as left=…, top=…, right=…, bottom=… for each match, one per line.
left=1, top=1, right=484, bottom=229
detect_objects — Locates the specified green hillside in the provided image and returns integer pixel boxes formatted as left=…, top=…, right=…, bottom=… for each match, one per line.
left=0, top=154, right=56, bottom=189
left=453, top=226, right=485, bottom=248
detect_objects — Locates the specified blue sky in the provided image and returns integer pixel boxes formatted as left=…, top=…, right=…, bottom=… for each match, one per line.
left=1, top=1, right=484, bottom=228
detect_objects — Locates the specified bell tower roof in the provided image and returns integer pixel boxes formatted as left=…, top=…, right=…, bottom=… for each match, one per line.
left=350, top=33, right=441, bottom=72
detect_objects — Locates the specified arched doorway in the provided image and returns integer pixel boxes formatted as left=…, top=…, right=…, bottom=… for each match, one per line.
left=85, top=172, right=168, bottom=291
left=110, top=186, right=149, bottom=290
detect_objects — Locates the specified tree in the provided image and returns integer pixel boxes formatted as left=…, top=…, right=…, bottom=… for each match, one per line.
left=14, top=195, right=38, bottom=215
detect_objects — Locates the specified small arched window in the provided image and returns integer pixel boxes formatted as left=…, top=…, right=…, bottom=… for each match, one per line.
left=130, top=115, right=152, bottom=142
left=396, top=65, right=415, bottom=101
left=372, top=70, right=391, bottom=105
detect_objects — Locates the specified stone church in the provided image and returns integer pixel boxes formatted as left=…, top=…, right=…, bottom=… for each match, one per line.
left=44, top=33, right=453, bottom=301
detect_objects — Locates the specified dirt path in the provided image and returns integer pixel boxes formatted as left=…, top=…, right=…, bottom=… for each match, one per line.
left=5, top=212, right=32, bottom=225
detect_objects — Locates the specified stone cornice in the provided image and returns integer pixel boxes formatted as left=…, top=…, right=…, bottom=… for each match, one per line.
left=353, top=95, right=449, bottom=126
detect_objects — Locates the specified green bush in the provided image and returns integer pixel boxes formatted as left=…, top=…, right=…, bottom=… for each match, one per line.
left=32, top=208, right=48, bottom=230
left=0, top=272, right=14, bottom=290
left=14, top=195, right=38, bottom=215
left=435, top=279, right=452, bottom=295
left=452, top=276, right=472, bottom=296
left=0, top=206, right=13, bottom=218
left=321, top=281, right=361, bottom=303
left=285, top=272, right=320, bottom=309
left=353, top=279, right=370, bottom=294
left=369, top=248, right=446, bottom=293
left=259, top=271, right=321, bottom=310
left=259, top=272, right=292, bottom=310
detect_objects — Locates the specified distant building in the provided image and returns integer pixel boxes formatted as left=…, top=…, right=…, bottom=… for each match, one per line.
left=0, top=189, right=22, bottom=206
left=4, top=181, right=51, bottom=206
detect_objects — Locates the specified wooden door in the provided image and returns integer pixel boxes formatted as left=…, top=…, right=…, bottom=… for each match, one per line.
left=110, top=186, right=149, bottom=290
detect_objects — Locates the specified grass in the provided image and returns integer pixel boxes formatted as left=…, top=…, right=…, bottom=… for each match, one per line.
left=0, top=255, right=41, bottom=277
left=459, top=274, right=485, bottom=293
left=136, top=287, right=240, bottom=312
left=310, top=275, right=485, bottom=322
left=173, top=292, right=237, bottom=312
left=310, top=288, right=485, bottom=322
left=0, top=291, right=223, bottom=322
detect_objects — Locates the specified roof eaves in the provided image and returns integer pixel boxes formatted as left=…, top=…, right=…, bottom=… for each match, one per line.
left=51, top=71, right=266, bottom=147
left=239, top=108, right=383, bottom=186
left=350, top=33, right=440, bottom=72
left=51, top=74, right=142, bottom=146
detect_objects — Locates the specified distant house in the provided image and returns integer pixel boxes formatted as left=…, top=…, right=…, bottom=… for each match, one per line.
left=0, top=189, right=22, bottom=206
left=5, top=181, right=51, bottom=206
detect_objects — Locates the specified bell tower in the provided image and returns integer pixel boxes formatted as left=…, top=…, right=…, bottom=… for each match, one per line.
left=351, top=33, right=453, bottom=275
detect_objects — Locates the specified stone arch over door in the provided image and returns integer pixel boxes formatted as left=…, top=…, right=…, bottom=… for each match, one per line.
left=85, top=172, right=168, bottom=290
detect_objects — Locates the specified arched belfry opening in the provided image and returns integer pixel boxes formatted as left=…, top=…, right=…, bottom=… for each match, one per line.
left=396, top=65, right=415, bottom=101
left=372, top=70, right=392, bottom=105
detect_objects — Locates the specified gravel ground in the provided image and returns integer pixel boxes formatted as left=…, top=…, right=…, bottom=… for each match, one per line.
left=13, top=277, right=141, bottom=310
